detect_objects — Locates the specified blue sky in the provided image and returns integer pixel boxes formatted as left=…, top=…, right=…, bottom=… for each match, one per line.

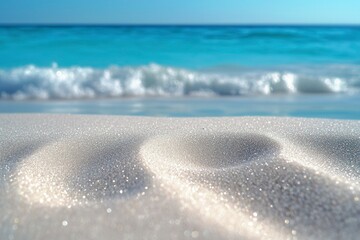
left=0, top=0, right=360, bottom=24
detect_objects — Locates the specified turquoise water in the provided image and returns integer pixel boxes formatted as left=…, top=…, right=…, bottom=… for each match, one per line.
left=1, top=25, right=360, bottom=68
left=0, top=25, right=360, bottom=118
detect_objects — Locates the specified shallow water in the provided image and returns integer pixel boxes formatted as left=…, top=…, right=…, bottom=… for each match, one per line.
left=1, top=95, right=359, bottom=119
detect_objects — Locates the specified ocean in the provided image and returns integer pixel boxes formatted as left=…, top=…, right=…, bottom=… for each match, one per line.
left=0, top=25, right=359, bottom=118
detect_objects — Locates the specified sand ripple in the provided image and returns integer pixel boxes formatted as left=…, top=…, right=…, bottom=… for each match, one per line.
left=141, top=133, right=280, bottom=169
left=1, top=115, right=360, bottom=239
left=15, top=135, right=150, bottom=207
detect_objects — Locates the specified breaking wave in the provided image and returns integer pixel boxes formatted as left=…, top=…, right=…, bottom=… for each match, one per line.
left=0, top=63, right=359, bottom=100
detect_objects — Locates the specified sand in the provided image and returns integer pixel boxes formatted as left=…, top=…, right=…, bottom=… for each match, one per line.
left=0, top=114, right=360, bottom=240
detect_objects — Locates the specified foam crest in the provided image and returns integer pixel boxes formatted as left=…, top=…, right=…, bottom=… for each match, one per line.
left=0, top=64, right=359, bottom=100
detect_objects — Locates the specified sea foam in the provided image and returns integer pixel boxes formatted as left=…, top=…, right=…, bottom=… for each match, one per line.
left=0, top=64, right=358, bottom=100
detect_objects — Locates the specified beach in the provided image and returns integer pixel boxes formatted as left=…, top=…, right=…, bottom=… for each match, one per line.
left=1, top=114, right=360, bottom=239
left=1, top=24, right=360, bottom=240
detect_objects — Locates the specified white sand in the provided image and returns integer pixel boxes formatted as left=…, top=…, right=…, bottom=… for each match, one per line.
left=0, top=114, right=360, bottom=240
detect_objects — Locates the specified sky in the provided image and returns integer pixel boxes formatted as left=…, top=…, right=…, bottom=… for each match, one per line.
left=0, top=0, right=360, bottom=24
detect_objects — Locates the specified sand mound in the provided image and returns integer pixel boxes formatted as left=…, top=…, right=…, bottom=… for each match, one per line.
left=0, top=115, right=360, bottom=239
left=142, top=133, right=279, bottom=169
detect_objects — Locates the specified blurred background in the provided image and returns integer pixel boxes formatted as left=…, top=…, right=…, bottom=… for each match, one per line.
left=0, top=0, right=360, bottom=119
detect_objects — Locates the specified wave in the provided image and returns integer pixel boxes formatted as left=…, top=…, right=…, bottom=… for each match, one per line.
left=0, top=63, right=359, bottom=100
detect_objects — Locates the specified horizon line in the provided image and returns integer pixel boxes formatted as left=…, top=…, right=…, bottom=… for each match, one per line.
left=1, top=23, right=360, bottom=27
